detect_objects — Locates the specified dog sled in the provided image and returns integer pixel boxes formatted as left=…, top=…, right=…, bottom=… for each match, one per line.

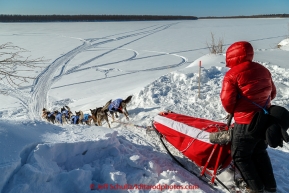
left=152, top=111, right=235, bottom=192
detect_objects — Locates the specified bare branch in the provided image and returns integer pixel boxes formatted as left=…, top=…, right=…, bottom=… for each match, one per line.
left=0, top=42, right=47, bottom=87
left=206, top=32, right=224, bottom=54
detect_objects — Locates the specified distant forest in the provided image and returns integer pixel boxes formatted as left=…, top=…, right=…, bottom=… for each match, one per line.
left=0, top=15, right=198, bottom=22
left=0, top=14, right=288, bottom=22
left=199, top=14, right=289, bottom=19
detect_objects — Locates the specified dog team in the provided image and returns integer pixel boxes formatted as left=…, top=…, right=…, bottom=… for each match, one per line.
left=41, top=95, right=133, bottom=128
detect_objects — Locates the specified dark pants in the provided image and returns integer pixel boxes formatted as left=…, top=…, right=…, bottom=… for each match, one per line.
left=232, top=123, right=276, bottom=192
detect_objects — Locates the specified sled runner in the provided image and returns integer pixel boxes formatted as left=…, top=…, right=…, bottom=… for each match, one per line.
left=152, top=111, right=234, bottom=191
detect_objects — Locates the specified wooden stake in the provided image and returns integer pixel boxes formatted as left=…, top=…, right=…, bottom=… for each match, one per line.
left=198, top=61, right=201, bottom=98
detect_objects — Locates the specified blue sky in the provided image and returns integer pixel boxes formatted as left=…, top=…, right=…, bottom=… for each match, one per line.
left=0, top=0, right=288, bottom=17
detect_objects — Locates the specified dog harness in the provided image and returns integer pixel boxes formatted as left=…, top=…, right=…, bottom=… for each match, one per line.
left=108, top=99, right=123, bottom=112
left=55, top=113, right=62, bottom=124
left=82, top=114, right=89, bottom=122
left=71, top=115, right=79, bottom=124
left=48, top=112, right=54, bottom=118
left=62, top=110, right=69, bottom=118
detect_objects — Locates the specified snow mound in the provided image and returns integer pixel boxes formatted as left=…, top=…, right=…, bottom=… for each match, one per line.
left=132, top=65, right=229, bottom=122
left=186, top=54, right=226, bottom=69
left=278, top=38, right=289, bottom=51
left=3, top=130, right=208, bottom=193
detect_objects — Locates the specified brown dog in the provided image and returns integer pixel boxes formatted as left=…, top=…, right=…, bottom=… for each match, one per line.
left=42, top=108, right=48, bottom=119
left=90, top=107, right=101, bottom=126
left=90, top=100, right=112, bottom=128
left=76, top=110, right=93, bottom=125
left=42, top=108, right=55, bottom=124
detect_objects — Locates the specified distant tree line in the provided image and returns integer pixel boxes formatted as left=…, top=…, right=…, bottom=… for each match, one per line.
left=0, top=15, right=198, bottom=22
left=199, top=14, right=289, bottom=19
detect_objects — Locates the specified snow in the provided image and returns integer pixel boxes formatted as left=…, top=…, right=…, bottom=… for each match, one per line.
left=278, top=38, right=289, bottom=50
left=0, top=19, right=289, bottom=193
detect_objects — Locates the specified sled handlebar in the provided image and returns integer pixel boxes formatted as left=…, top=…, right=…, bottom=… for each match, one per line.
left=226, top=113, right=233, bottom=129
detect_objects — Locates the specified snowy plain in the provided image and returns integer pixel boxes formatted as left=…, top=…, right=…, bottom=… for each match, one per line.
left=0, top=18, right=289, bottom=193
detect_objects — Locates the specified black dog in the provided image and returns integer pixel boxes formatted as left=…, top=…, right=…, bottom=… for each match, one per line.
left=60, top=106, right=73, bottom=124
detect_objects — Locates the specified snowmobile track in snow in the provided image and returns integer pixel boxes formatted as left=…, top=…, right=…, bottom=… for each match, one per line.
left=28, top=23, right=184, bottom=119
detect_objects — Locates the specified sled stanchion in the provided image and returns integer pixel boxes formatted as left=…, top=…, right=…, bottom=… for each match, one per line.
left=226, top=113, right=233, bottom=129
left=201, top=144, right=218, bottom=176
left=211, top=146, right=223, bottom=183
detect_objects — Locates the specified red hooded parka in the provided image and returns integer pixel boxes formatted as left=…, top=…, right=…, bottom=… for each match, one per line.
left=220, top=41, right=276, bottom=124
